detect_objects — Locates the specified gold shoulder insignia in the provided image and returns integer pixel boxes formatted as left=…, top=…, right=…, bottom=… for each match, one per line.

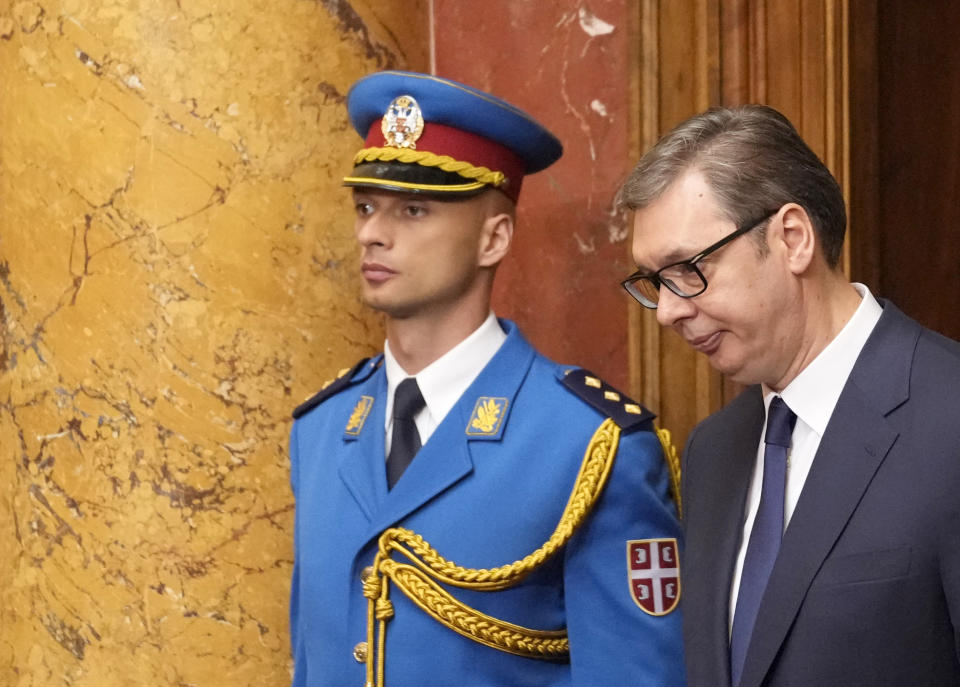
left=559, top=368, right=681, bottom=515
left=559, top=368, right=654, bottom=432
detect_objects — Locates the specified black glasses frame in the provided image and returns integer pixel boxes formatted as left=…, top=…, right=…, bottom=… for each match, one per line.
left=621, top=209, right=780, bottom=308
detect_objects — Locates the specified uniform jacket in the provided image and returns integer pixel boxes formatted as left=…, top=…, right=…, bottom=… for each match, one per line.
left=682, top=301, right=960, bottom=687
left=289, top=320, right=684, bottom=686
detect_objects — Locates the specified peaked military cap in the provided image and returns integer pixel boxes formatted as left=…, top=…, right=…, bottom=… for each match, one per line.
left=344, top=70, right=563, bottom=202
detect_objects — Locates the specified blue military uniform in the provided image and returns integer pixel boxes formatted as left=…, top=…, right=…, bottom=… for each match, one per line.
left=289, top=70, right=684, bottom=685
left=289, top=321, right=684, bottom=686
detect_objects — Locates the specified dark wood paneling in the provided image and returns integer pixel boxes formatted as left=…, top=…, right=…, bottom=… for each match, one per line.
left=717, top=0, right=850, bottom=409
left=876, top=0, right=960, bottom=340
left=651, top=0, right=724, bottom=442
left=848, top=0, right=880, bottom=292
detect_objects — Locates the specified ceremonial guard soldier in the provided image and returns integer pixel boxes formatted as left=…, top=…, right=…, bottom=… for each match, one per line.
left=288, top=70, right=685, bottom=686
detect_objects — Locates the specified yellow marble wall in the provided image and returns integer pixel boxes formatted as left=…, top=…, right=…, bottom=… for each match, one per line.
left=0, top=1, right=426, bottom=684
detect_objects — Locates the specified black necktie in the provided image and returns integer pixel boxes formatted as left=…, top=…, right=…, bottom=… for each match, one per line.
left=729, top=396, right=797, bottom=686
left=386, top=378, right=425, bottom=489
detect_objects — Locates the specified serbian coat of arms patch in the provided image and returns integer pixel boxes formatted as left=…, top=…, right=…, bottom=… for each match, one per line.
left=627, top=538, right=681, bottom=616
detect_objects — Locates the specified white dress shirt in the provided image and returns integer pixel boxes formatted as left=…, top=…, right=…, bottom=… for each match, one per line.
left=383, top=312, right=507, bottom=456
left=729, top=283, right=883, bottom=631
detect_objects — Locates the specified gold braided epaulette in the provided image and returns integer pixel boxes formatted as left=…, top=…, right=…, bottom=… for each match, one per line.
left=559, top=369, right=681, bottom=516
left=361, top=418, right=622, bottom=687
left=655, top=426, right=682, bottom=517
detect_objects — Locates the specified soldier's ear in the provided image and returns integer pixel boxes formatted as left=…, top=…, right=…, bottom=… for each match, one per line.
left=478, top=211, right=514, bottom=268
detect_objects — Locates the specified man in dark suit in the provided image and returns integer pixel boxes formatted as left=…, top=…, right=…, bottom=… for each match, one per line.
left=615, top=104, right=960, bottom=686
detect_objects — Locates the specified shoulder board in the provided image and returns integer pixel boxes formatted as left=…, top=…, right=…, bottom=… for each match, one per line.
left=292, top=357, right=379, bottom=419
left=560, top=368, right=656, bottom=433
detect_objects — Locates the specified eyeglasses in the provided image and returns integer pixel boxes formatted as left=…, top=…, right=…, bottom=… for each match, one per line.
left=621, top=209, right=779, bottom=309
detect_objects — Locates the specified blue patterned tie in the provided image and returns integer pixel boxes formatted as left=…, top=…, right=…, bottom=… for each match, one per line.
left=386, top=378, right=425, bottom=489
left=729, top=396, right=797, bottom=686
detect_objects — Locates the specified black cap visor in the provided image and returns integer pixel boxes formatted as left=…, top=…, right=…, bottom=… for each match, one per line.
left=343, top=161, right=490, bottom=198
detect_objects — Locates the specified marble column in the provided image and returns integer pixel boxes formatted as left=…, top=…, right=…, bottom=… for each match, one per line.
left=0, top=1, right=426, bottom=684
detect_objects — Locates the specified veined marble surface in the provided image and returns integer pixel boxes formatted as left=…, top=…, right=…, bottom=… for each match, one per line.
left=0, top=0, right=425, bottom=684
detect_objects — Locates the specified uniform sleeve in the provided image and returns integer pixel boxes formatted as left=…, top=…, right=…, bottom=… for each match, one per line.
left=564, top=426, right=686, bottom=686
left=288, top=422, right=308, bottom=687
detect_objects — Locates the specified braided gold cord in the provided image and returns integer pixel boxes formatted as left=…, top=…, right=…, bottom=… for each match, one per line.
left=378, top=419, right=620, bottom=588
left=655, top=425, right=682, bottom=517
left=364, top=553, right=381, bottom=687
left=354, top=147, right=507, bottom=187
left=364, top=419, right=622, bottom=685
left=383, top=560, right=569, bottom=658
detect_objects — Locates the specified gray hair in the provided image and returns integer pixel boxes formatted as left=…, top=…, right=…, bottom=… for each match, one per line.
left=615, top=105, right=846, bottom=267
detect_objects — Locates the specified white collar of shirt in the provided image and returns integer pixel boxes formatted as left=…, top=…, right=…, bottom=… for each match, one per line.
left=382, top=312, right=507, bottom=454
left=730, top=283, right=882, bottom=633
left=773, top=282, right=884, bottom=437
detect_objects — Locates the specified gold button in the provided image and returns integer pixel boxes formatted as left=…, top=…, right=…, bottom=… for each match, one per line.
left=353, top=641, right=368, bottom=663
left=360, top=565, right=375, bottom=581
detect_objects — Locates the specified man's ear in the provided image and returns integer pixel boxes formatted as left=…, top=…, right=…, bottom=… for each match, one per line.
left=778, top=203, right=816, bottom=275
left=478, top=211, right=514, bottom=268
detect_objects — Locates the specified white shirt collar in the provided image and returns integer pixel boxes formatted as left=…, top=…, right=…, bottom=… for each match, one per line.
left=776, top=283, right=883, bottom=436
left=730, top=284, right=884, bottom=632
left=383, top=312, right=507, bottom=432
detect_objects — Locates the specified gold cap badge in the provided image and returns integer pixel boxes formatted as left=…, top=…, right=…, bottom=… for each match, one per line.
left=381, top=94, right=424, bottom=149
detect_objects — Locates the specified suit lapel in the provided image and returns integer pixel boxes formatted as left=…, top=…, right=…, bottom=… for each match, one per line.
left=739, top=302, right=918, bottom=687
left=362, top=320, right=536, bottom=543
left=686, top=389, right=764, bottom=687
left=738, top=387, right=897, bottom=687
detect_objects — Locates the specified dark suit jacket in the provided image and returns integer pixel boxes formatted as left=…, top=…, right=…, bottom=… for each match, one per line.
left=682, top=301, right=960, bottom=687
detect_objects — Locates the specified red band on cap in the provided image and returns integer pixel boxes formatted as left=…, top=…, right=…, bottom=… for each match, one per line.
left=364, top=121, right=526, bottom=201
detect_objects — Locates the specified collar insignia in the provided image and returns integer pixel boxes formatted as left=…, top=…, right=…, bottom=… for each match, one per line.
left=465, top=397, right=508, bottom=436
left=345, top=395, right=374, bottom=436
left=381, top=95, right=424, bottom=149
